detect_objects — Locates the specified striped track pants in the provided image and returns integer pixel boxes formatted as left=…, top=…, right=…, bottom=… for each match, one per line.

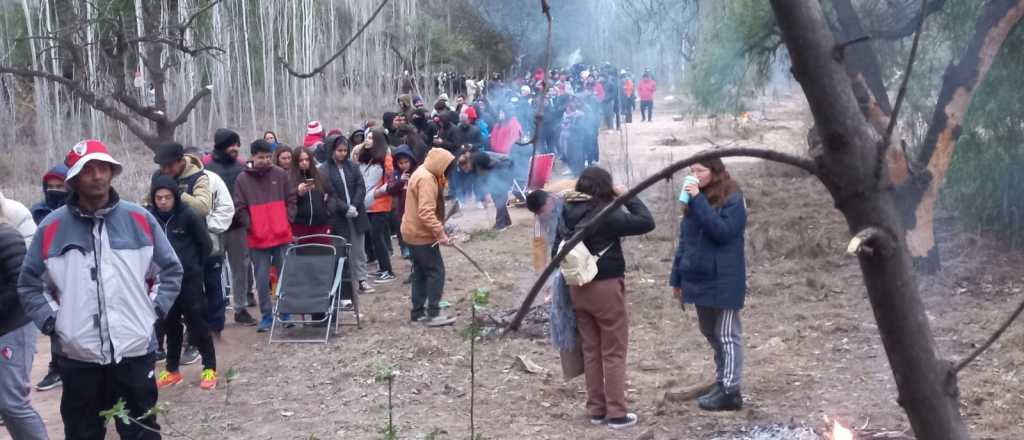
left=696, top=306, right=743, bottom=393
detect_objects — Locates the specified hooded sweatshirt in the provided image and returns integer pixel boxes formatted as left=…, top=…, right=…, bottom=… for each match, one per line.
left=148, top=175, right=212, bottom=277
left=31, top=164, right=70, bottom=225
left=0, top=222, right=29, bottom=337
left=401, top=148, right=454, bottom=245
left=233, top=164, right=297, bottom=250
left=156, top=154, right=212, bottom=218
left=386, top=144, right=418, bottom=221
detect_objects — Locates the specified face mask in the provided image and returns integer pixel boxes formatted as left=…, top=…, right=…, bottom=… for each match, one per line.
left=45, top=189, right=69, bottom=209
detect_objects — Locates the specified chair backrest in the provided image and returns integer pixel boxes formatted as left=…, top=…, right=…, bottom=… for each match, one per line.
left=276, top=245, right=338, bottom=314
left=529, top=154, right=555, bottom=189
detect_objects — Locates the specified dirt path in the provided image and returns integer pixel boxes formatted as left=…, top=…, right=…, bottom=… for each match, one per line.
left=19, top=93, right=1024, bottom=439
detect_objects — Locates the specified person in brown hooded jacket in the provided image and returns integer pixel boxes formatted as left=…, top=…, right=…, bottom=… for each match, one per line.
left=400, top=148, right=457, bottom=327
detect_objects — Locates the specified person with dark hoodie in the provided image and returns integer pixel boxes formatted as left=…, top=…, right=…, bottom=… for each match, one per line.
left=359, top=129, right=397, bottom=283
left=206, top=128, right=258, bottom=326
left=289, top=146, right=331, bottom=242
left=29, top=164, right=69, bottom=392
left=386, top=144, right=417, bottom=258
left=552, top=166, right=655, bottom=430
left=233, top=139, right=298, bottom=332
left=1, top=214, right=47, bottom=439
left=148, top=176, right=218, bottom=391
left=457, top=149, right=515, bottom=231
left=319, top=135, right=376, bottom=294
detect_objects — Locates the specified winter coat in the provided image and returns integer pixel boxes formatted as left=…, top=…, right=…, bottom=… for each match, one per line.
left=470, top=151, right=515, bottom=196
left=638, top=78, right=657, bottom=101
left=177, top=154, right=213, bottom=218
left=386, top=145, right=418, bottom=222
left=401, top=148, right=454, bottom=246
left=362, top=155, right=394, bottom=214
left=670, top=192, right=748, bottom=310
left=203, top=169, right=235, bottom=234
left=293, top=172, right=330, bottom=227
left=0, top=223, right=29, bottom=337
left=489, top=117, right=523, bottom=155
left=0, top=192, right=35, bottom=247
left=553, top=192, right=656, bottom=281
left=205, top=149, right=247, bottom=230
left=30, top=164, right=70, bottom=226
left=148, top=175, right=212, bottom=278
left=233, top=165, right=297, bottom=250
left=321, top=155, right=371, bottom=237
left=18, top=189, right=183, bottom=365
left=450, top=123, right=483, bottom=149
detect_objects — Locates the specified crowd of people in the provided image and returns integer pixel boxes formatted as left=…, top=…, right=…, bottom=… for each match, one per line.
left=0, top=65, right=758, bottom=440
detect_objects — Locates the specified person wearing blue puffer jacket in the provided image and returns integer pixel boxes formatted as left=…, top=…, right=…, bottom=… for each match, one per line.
left=669, top=157, right=748, bottom=412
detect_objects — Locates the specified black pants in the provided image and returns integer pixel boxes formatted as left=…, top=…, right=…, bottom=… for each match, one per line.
left=640, top=100, right=653, bottom=121
left=165, top=278, right=216, bottom=372
left=58, top=353, right=160, bottom=440
left=367, top=212, right=393, bottom=274
left=492, top=189, right=512, bottom=229
left=204, top=255, right=227, bottom=332
left=623, top=98, right=634, bottom=123
left=408, top=243, right=445, bottom=319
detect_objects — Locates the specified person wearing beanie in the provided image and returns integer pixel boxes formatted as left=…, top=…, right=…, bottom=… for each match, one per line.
left=182, top=146, right=235, bottom=340
left=232, top=139, right=297, bottom=332
left=205, top=128, right=258, bottom=325
left=412, top=95, right=424, bottom=109
left=27, top=164, right=69, bottom=392
left=303, top=120, right=324, bottom=149
left=19, top=139, right=183, bottom=439
left=147, top=175, right=218, bottom=391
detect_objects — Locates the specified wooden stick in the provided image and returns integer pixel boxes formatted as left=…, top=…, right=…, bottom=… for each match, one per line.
left=451, top=243, right=494, bottom=283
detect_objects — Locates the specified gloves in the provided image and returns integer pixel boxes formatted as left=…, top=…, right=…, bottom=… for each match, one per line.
left=41, top=317, right=56, bottom=336
left=346, top=206, right=358, bottom=218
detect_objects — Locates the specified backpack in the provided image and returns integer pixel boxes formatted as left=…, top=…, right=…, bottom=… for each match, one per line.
left=558, top=240, right=613, bottom=287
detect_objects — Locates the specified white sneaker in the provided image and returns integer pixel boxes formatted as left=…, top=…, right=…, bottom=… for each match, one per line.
left=607, top=413, right=638, bottom=430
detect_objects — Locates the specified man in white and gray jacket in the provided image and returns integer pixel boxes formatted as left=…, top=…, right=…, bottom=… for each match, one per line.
left=19, top=140, right=183, bottom=440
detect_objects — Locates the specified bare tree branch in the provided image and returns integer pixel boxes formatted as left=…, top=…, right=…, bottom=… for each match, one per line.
left=952, top=294, right=1024, bottom=375
left=868, top=0, right=947, bottom=40
left=173, top=86, right=214, bottom=126
left=520, top=0, right=552, bottom=189
left=885, top=0, right=929, bottom=144
left=503, top=147, right=817, bottom=334
left=279, top=0, right=390, bottom=79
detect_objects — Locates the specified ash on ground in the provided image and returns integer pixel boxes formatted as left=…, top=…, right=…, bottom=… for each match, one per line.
left=709, top=424, right=820, bottom=440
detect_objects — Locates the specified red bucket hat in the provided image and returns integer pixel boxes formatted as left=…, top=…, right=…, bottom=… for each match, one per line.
left=65, top=139, right=123, bottom=182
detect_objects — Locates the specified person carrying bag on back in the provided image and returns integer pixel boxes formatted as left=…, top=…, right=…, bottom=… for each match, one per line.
left=551, top=166, right=654, bottom=430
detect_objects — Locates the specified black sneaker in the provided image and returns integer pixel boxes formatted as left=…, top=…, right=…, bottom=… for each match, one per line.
left=607, top=413, right=638, bottom=430
left=235, top=309, right=258, bottom=326
left=699, top=383, right=724, bottom=402
left=698, top=390, right=743, bottom=412
left=589, top=415, right=606, bottom=426
left=181, top=345, right=200, bottom=365
left=374, top=271, right=397, bottom=284
left=35, top=370, right=62, bottom=391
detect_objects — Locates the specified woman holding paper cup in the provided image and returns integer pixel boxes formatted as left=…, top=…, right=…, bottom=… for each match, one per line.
left=669, top=158, right=748, bottom=412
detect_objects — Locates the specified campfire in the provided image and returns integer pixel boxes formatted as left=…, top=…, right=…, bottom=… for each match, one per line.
left=709, top=418, right=912, bottom=440
left=831, top=421, right=855, bottom=440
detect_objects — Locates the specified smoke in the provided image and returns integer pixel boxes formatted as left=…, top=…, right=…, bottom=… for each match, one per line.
left=562, top=48, right=583, bottom=68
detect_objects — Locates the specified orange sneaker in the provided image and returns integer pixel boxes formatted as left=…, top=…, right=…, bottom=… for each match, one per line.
left=200, top=369, right=217, bottom=390
left=156, top=371, right=183, bottom=389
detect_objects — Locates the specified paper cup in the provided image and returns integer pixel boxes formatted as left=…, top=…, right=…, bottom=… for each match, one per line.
left=678, top=175, right=700, bottom=204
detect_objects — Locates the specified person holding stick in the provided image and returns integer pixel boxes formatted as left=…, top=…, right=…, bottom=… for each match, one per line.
left=401, top=147, right=457, bottom=327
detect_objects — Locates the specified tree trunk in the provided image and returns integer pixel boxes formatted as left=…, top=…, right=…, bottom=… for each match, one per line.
left=894, top=0, right=1024, bottom=272
left=769, top=1, right=968, bottom=439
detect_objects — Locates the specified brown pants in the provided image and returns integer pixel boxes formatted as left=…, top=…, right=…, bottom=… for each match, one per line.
left=570, top=277, right=629, bottom=418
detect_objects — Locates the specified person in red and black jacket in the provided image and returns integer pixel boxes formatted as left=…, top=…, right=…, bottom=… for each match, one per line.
left=232, top=139, right=297, bottom=332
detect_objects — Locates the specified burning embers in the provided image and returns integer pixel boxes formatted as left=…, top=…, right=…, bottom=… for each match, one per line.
left=709, top=418, right=911, bottom=440
left=831, top=421, right=855, bottom=440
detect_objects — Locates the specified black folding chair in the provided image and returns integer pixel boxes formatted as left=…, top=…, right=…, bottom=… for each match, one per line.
left=268, top=235, right=347, bottom=343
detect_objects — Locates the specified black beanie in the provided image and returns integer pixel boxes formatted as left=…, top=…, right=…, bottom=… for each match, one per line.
left=214, top=128, right=240, bottom=151
left=153, top=142, right=184, bottom=165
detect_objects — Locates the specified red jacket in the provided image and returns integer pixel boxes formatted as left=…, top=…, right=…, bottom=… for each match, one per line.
left=638, top=78, right=657, bottom=101
left=233, top=165, right=297, bottom=249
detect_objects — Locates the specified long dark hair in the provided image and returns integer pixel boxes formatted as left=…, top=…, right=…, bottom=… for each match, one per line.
left=576, top=166, right=617, bottom=207
left=290, top=146, right=325, bottom=192
left=697, top=158, right=740, bottom=209
left=358, top=128, right=389, bottom=165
